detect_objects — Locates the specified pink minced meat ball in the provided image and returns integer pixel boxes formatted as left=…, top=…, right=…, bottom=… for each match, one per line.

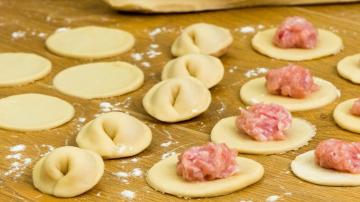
left=235, top=103, right=292, bottom=142
left=351, top=98, right=360, bottom=116
left=265, top=64, right=319, bottom=99
left=273, top=16, right=318, bottom=49
left=315, top=139, right=360, bottom=174
left=176, top=143, right=238, bottom=182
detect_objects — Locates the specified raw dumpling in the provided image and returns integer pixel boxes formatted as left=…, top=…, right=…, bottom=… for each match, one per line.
left=161, top=54, right=224, bottom=88
left=143, top=77, right=211, bottom=122
left=76, top=112, right=152, bottom=159
left=32, top=146, right=104, bottom=197
left=171, top=23, right=233, bottom=57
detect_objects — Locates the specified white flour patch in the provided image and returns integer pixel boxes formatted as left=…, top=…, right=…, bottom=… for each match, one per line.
left=10, top=144, right=26, bottom=152
left=148, top=27, right=176, bottom=41
left=55, top=27, right=70, bottom=33
left=244, top=67, right=269, bottom=78
left=120, top=190, right=135, bottom=200
left=11, top=31, right=26, bottom=39
left=238, top=26, right=256, bottom=33
left=131, top=52, right=144, bottom=61
left=160, top=141, right=173, bottom=147
left=228, top=66, right=239, bottom=73
left=114, top=171, right=129, bottom=178
left=130, top=158, right=138, bottom=163
left=130, top=168, right=143, bottom=177
left=141, top=61, right=151, bottom=68
left=40, top=144, right=55, bottom=157
left=265, top=195, right=281, bottom=202
left=78, top=117, right=86, bottom=123
left=100, top=102, right=114, bottom=112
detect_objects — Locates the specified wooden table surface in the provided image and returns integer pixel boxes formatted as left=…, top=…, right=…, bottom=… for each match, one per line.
left=0, top=0, right=360, bottom=201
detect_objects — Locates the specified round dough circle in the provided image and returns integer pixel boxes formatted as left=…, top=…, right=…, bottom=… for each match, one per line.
left=146, top=155, right=264, bottom=198
left=46, top=26, right=135, bottom=59
left=161, top=54, right=224, bottom=88
left=76, top=112, right=152, bottom=159
left=251, top=28, right=343, bottom=61
left=291, top=150, right=360, bottom=186
left=0, top=93, right=74, bottom=131
left=53, top=61, right=144, bottom=99
left=171, top=23, right=233, bottom=57
left=33, top=146, right=104, bottom=197
left=333, top=98, right=360, bottom=133
left=0, top=53, right=51, bottom=86
left=143, top=77, right=211, bottom=123
left=337, top=53, right=360, bottom=83
left=240, top=77, right=339, bottom=112
left=211, top=116, right=315, bottom=154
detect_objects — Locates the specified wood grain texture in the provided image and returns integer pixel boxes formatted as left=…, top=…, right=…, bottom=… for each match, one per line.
left=0, top=0, right=360, bottom=201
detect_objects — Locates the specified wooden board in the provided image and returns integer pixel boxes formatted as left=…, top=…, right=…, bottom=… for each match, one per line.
left=0, top=0, right=360, bottom=201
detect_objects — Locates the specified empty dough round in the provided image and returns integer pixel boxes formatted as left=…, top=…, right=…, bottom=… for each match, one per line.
left=333, top=98, right=360, bottom=133
left=0, top=53, right=51, bottom=86
left=337, top=53, right=360, bottom=83
left=161, top=54, right=224, bottom=88
left=240, top=77, right=339, bottom=112
left=0, top=93, right=74, bottom=131
left=33, top=146, right=104, bottom=197
left=171, top=23, right=233, bottom=57
left=252, top=28, right=343, bottom=61
left=53, top=61, right=144, bottom=99
left=211, top=116, right=315, bottom=154
left=146, top=155, right=264, bottom=198
left=46, top=26, right=135, bottom=59
left=143, top=77, right=211, bottom=122
left=291, top=150, right=360, bottom=186
left=76, top=112, right=152, bottom=159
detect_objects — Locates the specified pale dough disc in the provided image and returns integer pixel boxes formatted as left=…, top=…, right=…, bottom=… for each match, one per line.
left=251, top=28, right=343, bottom=61
left=0, top=93, right=74, bottom=131
left=0, top=53, right=51, bottom=86
left=333, top=98, right=360, bottom=133
left=53, top=61, right=144, bottom=99
left=337, top=53, right=360, bottom=83
left=240, top=77, right=339, bottom=112
left=211, top=116, right=315, bottom=154
left=291, top=150, right=360, bottom=186
left=46, top=26, right=135, bottom=59
left=146, top=155, right=264, bottom=198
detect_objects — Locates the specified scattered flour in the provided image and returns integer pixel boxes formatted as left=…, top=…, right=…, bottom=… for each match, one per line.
left=40, top=144, right=55, bottom=157
left=120, top=190, right=135, bottom=200
left=244, top=67, right=269, bottom=78
left=114, top=171, right=129, bottom=178
left=6, top=153, right=22, bottom=160
left=160, top=141, right=173, bottom=147
left=265, top=195, right=281, bottom=202
left=130, top=168, right=143, bottom=177
left=78, top=117, right=86, bottom=123
left=55, top=27, right=70, bottom=33
left=11, top=31, right=26, bottom=39
left=130, top=158, right=138, bottom=163
left=228, top=66, right=239, bottom=73
left=141, top=61, right=151, bottom=68
left=146, top=49, right=162, bottom=58
left=131, top=53, right=144, bottom=61
left=10, top=144, right=26, bottom=152
left=239, top=26, right=256, bottom=33
left=100, top=102, right=114, bottom=112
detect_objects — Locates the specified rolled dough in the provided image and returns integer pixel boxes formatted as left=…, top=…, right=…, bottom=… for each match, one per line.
left=0, top=53, right=51, bottom=86
left=46, top=26, right=135, bottom=59
left=337, top=53, right=360, bottom=84
left=146, top=155, right=264, bottom=198
left=333, top=98, right=360, bottom=133
left=0, top=93, right=74, bottom=131
left=211, top=116, right=316, bottom=154
left=252, top=28, right=343, bottom=61
left=291, top=150, right=360, bottom=186
left=240, top=77, right=339, bottom=112
left=53, top=61, right=144, bottom=99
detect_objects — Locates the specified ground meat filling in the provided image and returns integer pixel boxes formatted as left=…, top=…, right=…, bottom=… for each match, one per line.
left=176, top=143, right=238, bottom=182
left=235, top=103, right=292, bottom=142
left=265, top=64, right=319, bottom=98
left=273, top=16, right=318, bottom=49
left=351, top=98, right=360, bottom=116
left=315, top=139, right=360, bottom=174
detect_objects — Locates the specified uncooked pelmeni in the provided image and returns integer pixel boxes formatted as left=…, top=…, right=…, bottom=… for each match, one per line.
left=252, top=28, right=343, bottom=61
left=0, top=93, right=74, bottom=131
left=211, top=116, right=315, bottom=154
left=171, top=23, right=233, bottom=57
left=161, top=54, right=224, bottom=88
left=33, top=146, right=104, bottom=197
left=240, top=77, right=339, bottom=112
left=146, top=155, right=264, bottom=198
left=0, top=53, right=51, bottom=86
left=337, top=53, right=360, bottom=83
left=53, top=61, right=144, bottom=99
left=76, top=112, right=152, bottom=159
left=46, top=26, right=135, bottom=59
left=143, top=77, right=211, bottom=122
left=333, top=98, right=360, bottom=133
left=291, top=150, right=360, bottom=186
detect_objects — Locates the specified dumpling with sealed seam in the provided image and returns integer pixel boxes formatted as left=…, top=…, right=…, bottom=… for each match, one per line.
left=32, top=146, right=104, bottom=198
left=161, top=54, right=224, bottom=88
left=76, top=112, right=152, bottom=159
left=143, top=77, right=211, bottom=122
left=171, top=23, right=233, bottom=57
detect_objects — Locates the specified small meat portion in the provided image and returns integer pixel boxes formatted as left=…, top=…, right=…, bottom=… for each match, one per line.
left=176, top=143, right=238, bottom=182
left=315, top=139, right=360, bottom=174
left=265, top=64, right=319, bottom=98
left=235, top=103, right=292, bottom=141
left=273, top=16, right=318, bottom=49
left=351, top=98, right=360, bottom=116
